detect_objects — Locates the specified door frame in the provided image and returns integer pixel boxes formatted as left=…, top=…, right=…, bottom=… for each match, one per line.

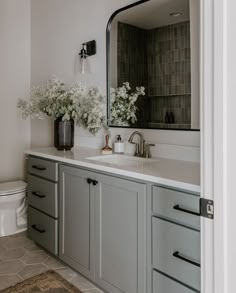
left=201, top=0, right=227, bottom=292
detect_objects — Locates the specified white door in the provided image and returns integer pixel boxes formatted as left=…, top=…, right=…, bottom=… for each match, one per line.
left=201, top=0, right=227, bottom=292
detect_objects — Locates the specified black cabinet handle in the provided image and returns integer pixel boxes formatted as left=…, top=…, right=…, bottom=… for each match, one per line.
left=173, top=251, right=200, bottom=267
left=92, top=180, right=98, bottom=186
left=87, top=178, right=93, bottom=184
left=32, top=191, right=46, bottom=199
left=32, top=165, right=46, bottom=171
left=32, top=225, right=46, bottom=234
left=87, top=179, right=98, bottom=186
left=173, top=204, right=200, bottom=216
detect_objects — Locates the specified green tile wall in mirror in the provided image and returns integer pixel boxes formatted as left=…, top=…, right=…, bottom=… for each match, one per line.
left=107, top=0, right=200, bottom=130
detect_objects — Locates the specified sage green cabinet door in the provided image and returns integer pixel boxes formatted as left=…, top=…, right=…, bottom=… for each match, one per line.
left=95, top=174, right=146, bottom=293
left=59, top=165, right=95, bottom=280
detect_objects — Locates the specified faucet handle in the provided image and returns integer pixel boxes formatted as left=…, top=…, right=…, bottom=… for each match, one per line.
left=144, top=143, right=155, bottom=158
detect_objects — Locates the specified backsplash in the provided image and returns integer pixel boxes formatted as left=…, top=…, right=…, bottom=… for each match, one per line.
left=74, top=126, right=200, bottom=163
left=30, top=118, right=200, bottom=163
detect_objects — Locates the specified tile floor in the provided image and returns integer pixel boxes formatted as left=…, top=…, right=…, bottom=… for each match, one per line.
left=0, top=232, right=103, bottom=292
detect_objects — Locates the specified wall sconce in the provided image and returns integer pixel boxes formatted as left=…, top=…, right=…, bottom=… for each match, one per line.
left=79, top=40, right=96, bottom=74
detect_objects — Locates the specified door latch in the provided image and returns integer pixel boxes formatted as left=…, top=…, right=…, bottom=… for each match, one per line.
left=200, top=198, right=214, bottom=219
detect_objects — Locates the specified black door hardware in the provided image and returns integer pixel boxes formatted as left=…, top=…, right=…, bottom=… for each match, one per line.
left=173, top=204, right=200, bottom=216
left=92, top=180, right=98, bottom=186
left=32, top=225, right=46, bottom=233
left=87, top=178, right=93, bottom=184
left=32, top=165, right=46, bottom=171
left=32, top=191, right=46, bottom=198
left=173, top=251, right=200, bottom=267
left=87, top=179, right=98, bottom=186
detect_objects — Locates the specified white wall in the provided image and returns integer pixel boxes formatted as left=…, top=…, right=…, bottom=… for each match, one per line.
left=0, top=0, right=31, bottom=182
left=31, top=0, right=200, bottom=162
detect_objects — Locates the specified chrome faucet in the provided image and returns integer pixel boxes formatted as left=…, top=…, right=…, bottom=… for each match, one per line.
left=128, top=131, right=155, bottom=158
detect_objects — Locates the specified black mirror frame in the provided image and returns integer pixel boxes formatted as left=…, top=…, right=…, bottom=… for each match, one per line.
left=106, top=0, right=200, bottom=132
left=106, top=0, right=150, bottom=126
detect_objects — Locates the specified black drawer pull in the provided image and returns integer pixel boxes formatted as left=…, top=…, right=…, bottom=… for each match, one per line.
left=87, top=178, right=93, bottom=184
left=173, top=204, right=200, bottom=216
left=32, top=165, right=46, bottom=171
left=173, top=251, right=200, bottom=267
left=32, top=224, right=46, bottom=234
left=32, top=191, right=46, bottom=199
left=92, top=180, right=98, bottom=186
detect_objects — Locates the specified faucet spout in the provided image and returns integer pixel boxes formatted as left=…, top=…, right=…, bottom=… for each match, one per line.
left=128, top=131, right=144, bottom=157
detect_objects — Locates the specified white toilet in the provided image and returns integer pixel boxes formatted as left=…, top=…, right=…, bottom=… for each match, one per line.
left=0, top=181, right=27, bottom=237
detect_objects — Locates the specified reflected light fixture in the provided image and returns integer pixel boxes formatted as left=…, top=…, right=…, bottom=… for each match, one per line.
left=79, top=40, right=96, bottom=74
left=169, top=12, right=182, bottom=17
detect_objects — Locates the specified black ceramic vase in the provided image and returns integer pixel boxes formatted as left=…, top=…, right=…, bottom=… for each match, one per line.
left=54, top=118, right=74, bottom=150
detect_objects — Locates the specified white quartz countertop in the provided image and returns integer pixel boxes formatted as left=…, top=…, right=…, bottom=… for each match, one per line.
left=25, top=147, right=200, bottom=193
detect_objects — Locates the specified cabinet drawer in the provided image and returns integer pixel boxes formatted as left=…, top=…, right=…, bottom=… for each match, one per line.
left=152, top=217, right=200, bottom=291
left=28, top=207, right=58, bottom=255
left=28, top=157, right=58, bottom=182
left=28, top=175, right=58, bottom=218
left=152, top=186, right=200, bottom=230
left=152, top=270, right=198, bottom=293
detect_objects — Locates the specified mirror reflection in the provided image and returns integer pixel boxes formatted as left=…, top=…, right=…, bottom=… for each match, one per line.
left=107, top=0, right=200, bottom=130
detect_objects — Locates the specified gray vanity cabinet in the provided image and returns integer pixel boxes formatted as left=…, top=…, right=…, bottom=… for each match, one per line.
left=27, top=155, right=200, bottom=293
left=59, top=165, right=147, bottom=292
left=94, top=174, right=146, bottom=293
left=27, top=156, right=59, bottom=255
left=59, top=165, right=96, bottom=280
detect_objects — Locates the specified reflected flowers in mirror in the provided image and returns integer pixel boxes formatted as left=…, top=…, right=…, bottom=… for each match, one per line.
left=110, top=82, right=145, bottom=126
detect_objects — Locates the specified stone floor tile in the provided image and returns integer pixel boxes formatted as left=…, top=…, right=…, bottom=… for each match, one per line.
left=21, top=250, right=49, bottom=264
left=0, top=274, right=22, bottom=291
left=43, top=256, right=65, bottom=269
left=5, top=236, right=34, bottom=250
left=0, top=236, right=9, bottom=246
left=55, top=267, right=76, bottom=281
left=70, top=274, right=97, bottom=291
left=24, top=242, right=43, bottom=252
left=1, top=248, right=26, bottom=261
left=0, top=234, right=104, bottom=292
left=9, top=231, right=27, bottom=238
left=0, top=260, right=25, bottom=275
left=18, top=263, right=48, bottom=280
left=0, top=244, right=8, bottom=259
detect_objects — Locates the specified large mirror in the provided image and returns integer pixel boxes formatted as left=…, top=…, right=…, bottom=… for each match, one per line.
left=107, top=0, right=200, bottom=130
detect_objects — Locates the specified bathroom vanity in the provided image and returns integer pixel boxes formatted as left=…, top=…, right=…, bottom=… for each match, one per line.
left=26, top=147, right=200, bottom=293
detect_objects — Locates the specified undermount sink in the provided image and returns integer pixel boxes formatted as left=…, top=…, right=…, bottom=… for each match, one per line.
left=86, top=154, right=159, bottom=168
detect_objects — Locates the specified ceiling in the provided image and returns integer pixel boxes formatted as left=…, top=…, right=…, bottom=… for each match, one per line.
left=113, top=0, right=190, bottom=30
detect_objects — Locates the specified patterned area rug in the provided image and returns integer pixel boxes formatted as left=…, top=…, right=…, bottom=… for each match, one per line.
left=1, top=270, right=82, bottom=292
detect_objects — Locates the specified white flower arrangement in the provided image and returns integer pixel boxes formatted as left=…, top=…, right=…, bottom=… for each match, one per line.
left=17, top=78, right=106, bottom=134
left=17, top=79, right=145, bottom=133
left=77, top=87, right=106, bottom=134
left=110, top=82, right=145, bottom=126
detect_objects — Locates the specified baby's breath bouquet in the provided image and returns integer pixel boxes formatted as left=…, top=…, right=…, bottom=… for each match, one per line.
left=17, top=79, right=83, bottom=122
left=77, top=87, right=106, bottom=134
left=110, top=82, right=145, bottom=126
left=17, top=79, right=106, bottom=134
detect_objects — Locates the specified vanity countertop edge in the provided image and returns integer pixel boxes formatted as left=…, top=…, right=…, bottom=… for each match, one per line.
left=25, top=147, right=200, bottom=194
